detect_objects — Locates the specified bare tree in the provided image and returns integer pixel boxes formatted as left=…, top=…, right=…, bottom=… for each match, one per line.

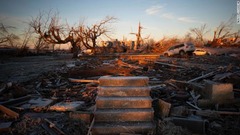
left=77, top=16, right=117, bottom=53
left=34, top=36, right=47, bottom=54
left=30, top=11, right=116, bottom=57
left=0, top=22, right=19, bottom=47
left=189, top=24, right=210, bottom=46
left=21, top=26, right=32, bottom=49
left=30, top=11, right=81, bottom=57
left=212, top=15, right=239, bottom=46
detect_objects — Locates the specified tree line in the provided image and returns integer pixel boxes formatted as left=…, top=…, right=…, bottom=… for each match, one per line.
left=0, top=11, right=239, bottom=57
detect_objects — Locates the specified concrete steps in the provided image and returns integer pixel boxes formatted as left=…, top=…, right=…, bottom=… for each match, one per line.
left=98, top=76, right=149, bottom=87
left=98, top=86, right=151, bottom=97
left=95, top=108, right=154, bottom=122
left=92, top=122, right=154, bottom=135
left=96, top=96, right=152, bottom=109
left=92, top=76, right=154, bottom=135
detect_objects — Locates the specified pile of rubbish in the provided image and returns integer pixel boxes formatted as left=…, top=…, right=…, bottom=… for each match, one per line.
left=0, top=53, right=240, bottom=135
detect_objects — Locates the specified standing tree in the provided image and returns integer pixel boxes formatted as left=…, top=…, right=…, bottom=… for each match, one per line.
left=76, top=16, right=117, bottom=54
left=189, top=24, right=210, bottom=46
left=30, top=11, right=116, bottom=57
left=30, top=11, right=81, bottom=58
left=212, top=15, right=239, bottom=46
left=34, top=36, right=47, bottom=54
left=0, top=22, right=19, bottom=47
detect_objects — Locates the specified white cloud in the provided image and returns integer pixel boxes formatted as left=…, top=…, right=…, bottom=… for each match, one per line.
left=145, top=5, right=164, bottom=15
left=177, top=17, right=204, bottom=24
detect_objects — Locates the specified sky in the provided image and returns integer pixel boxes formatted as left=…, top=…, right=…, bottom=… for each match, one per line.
left=0, top=0, right=239, bottom=43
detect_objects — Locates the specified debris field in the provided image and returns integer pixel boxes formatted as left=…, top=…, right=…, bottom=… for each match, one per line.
left=0, top=52, right=240, bottom=135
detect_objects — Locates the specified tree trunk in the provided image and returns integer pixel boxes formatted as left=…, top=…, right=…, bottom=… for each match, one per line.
left=72, top=42, right=79, bottom=58
left=92, top=39, right=96, bottom=54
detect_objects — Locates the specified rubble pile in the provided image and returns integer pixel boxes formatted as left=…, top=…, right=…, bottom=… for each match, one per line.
left=0, top=53, right=240, bottom=135
left=147, top=55, right=240, bottom=135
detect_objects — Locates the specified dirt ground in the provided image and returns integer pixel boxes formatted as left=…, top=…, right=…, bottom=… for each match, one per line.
left=0, top=54, right=73, bottom=83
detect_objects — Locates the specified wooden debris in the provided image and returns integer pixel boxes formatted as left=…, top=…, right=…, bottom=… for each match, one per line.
left=41, top=123, right=57, bottom=135
left=186, top=101, right=202, bottom=110
left=0, top=105, right=19, bottom=119
left=0, top=122, right=12, bottom=133
left=117, top=59, right=142, bottom=69
left=187, top=71, right=215, bottom=83
left=0, top=95, right=31, bottom=106
left=49, top=101, right=85, bottom=112
left=155, top=61, right=185, bottom=69
left=68, top=78, right=99, bottom=83
left=213, top=72, right=232, bottom=81
left=170, top=106, right=189, bottom=117
left=158, top=99, right=171, bottom=118
left=87, top=116, right=95, bottom=135
left=198, top=98, right=240, bottom=108
left=44, top=118, right=66, bottom=135
left=170, top=116, right=208, bottom=134
left=120, top=133, right=142, bottom=135
left=190, top=109, right=240, bottom=116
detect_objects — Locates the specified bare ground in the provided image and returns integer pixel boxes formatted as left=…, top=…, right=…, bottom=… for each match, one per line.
left=0, top=54, right=73, bottom=83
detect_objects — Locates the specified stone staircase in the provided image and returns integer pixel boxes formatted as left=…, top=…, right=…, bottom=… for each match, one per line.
left=92, top=76, right=155, bottom=135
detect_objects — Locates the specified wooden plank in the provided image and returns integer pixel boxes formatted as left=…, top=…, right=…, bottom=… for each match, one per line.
left=190, top=109, right=240, bottom=116
left=0, top=105, right=19, bottom=119
left=155, top=61, right=185, bottom=69
left=0, top=95, right=31, bottom=106
left=68, top=78, right=99, bottom=83
left=186, top=101, right=202, bottom=110
left=187, top=71, right=215, bottom=83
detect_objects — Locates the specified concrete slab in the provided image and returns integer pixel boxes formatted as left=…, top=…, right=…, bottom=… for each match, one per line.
left=96, top=96, right=152, bottom=109
left=203, top=81, right=234, bottom=102
left=92, top=122, right=155, bottom=135
left=95, top=108, right=154, bottom=122
left=98, top=86, right=150, bottom=97
left=98, top=76, right=149, bottom=87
